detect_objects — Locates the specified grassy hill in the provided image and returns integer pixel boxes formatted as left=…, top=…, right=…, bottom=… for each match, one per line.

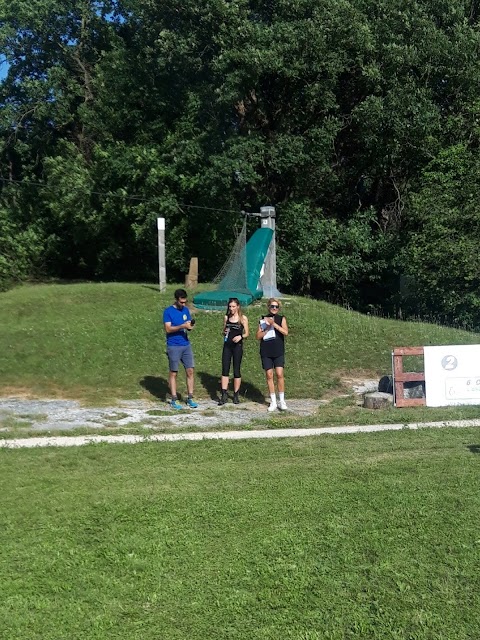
left=1, top=282, right=480, bottom=405
left=2, top=284, right=480, bottom=639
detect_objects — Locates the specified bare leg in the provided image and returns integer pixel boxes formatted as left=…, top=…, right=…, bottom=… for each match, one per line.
left=233, top=377, right=241, bottom=392
left=221, top=375, right=229, bottom=391
left=169, top=371, right=178, bottom=398
left=275, top=367, right=285, bottom=393
left=265, top=369, right=275, bottom=394
left=186, top=367, right=194, bottom=396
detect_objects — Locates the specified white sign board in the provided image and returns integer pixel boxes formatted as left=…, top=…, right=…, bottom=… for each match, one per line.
left=424, top=344, right=480, bottom=406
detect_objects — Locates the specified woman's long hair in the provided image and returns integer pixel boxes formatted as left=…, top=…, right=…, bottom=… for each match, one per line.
left=226, top=297, right=242, bottom=319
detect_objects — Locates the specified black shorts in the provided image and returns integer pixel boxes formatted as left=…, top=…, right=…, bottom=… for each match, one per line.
left=261, top=354, right=285, bottom=370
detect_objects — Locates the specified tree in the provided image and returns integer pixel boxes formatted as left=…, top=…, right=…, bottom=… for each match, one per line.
left=1, top=0, right=480, bottom=326
left=401, top=144, right=480, bottom=328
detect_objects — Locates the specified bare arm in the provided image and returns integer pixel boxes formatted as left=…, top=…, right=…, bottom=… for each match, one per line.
left=233, top=315, right=249, bottom=343
left=256, top=320, right=266, bottom=340
left=256, top=315, right=288, bottom=338
left=274, top=316, right=288, bottom=336
left=242, top=315, right=250, bottom=339
left=164, top=321, right=190, bottom=334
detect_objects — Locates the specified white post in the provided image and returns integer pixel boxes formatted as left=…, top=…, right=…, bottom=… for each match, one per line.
left=260, top=206, right=281, bottom=298
left=157, top=217, right=166, bottom=292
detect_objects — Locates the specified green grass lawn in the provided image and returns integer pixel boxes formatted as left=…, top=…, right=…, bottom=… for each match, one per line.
left=1, top=281, right=480, bottom=404
left=2, top=284, right=480, bottom=638
left=1, top=428, right=480, bottom=639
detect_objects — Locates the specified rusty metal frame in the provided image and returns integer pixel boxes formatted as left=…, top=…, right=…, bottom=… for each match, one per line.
left=392, top=347, right=426, bottom=407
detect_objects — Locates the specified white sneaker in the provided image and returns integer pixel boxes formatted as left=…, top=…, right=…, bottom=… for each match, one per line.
left=278, top=400, right=288, bottom=411
left=267, top=402, right=278, bottom=412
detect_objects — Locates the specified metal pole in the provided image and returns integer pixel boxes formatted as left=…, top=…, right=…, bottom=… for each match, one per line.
left=157, top=217, right=166, bottom=292
left=260, top=206, right=281, bottom=298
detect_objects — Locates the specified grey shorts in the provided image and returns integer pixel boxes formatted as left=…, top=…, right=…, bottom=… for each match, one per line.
left=167, top=344, right=195, bottom=372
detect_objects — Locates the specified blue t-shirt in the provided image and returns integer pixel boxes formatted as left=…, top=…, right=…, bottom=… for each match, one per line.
left=163, top=305, right=191, bottom=346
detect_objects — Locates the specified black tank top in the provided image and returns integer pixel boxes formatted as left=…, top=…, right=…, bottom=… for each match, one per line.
left=259, top=314, right=285, bottom=357
left=225, top=318, right=243, bottom=345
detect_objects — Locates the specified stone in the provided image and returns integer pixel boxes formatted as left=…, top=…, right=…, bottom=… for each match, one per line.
left=363, top=392, right=394, bottom=410
left=378, top=375, right=425, bottom=398
left=404, top=383, right=425, bottom=399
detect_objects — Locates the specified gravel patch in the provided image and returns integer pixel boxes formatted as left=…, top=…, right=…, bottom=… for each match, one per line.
left=0, top=381, right=378, bottom=434
left=0, top=397, right=324, bottom=432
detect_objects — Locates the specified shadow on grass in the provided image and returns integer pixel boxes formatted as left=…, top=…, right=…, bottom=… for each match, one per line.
left=198, top=371, right=265, bottom=404
left=467, top=445, right=480, bottom=454
left=197, top=372, right=220, bottom=400
left=142, top=285, right=163, bottom=293
left=140, top=376, right=169, bottom=400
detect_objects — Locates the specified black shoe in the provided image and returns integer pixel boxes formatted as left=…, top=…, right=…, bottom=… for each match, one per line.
left=233, top=392, right=240, bottom=405
left=218, top=390, right=228, bottom=405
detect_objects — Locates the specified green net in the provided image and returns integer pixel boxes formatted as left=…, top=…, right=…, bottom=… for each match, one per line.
left=194, top=218, right=273, bottom=310
left=212, top=218, right=249, bottom=293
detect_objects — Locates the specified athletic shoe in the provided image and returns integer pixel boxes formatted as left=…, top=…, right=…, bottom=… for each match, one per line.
left=267, top=402, right=278, bottom=412
left=186, top=397, right=198, bottom=408
left=278, top=400, right=288, bottom=411
left=170, top=400, right=183, bottom=410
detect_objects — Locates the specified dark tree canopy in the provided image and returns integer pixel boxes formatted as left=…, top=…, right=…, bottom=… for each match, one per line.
left=1, top=0, right=480, bottom=325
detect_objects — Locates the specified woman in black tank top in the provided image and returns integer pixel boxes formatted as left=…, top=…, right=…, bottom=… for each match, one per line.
left=255, top=297, right=289, bottom=412
left=219, top=298, right=250, bottom=405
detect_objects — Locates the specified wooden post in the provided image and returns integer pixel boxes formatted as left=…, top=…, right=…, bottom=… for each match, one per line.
left=185, top=257, right=198, bottom=289
left=392, top=347, right=426, bottom=407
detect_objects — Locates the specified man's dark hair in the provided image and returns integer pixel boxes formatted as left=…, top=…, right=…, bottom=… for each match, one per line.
left=174, top=288, right=188, bottom=300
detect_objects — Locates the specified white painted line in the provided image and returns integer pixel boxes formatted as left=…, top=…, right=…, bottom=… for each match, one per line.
left=2, top=419, right=480, bottom=449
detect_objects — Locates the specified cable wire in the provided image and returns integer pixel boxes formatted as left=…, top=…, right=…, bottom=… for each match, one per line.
left=0, top=176, right=243, bottom=215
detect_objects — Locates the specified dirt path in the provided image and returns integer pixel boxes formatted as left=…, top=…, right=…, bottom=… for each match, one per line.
left=2, top=381, right=478, bottom=449
left=0, top=380, right=379, bottom=437
left=0, top=396, right=325, bottom=433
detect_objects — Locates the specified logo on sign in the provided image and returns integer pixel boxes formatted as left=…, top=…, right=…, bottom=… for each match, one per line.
left=441, top=355, right=458, bottom=371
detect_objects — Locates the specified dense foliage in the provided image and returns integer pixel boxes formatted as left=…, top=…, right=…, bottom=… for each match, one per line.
left=1, top=1, right=480, bottom=324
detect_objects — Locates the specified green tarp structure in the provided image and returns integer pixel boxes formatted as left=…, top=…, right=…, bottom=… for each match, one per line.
left=193, top=227, right=273, bottom=310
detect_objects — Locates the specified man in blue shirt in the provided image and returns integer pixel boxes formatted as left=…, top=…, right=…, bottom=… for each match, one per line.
left=163, top=288, right=198, bottom=410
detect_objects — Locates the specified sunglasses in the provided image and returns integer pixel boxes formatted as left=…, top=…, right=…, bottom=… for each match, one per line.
left=269, top=304, right=279, bottom=309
